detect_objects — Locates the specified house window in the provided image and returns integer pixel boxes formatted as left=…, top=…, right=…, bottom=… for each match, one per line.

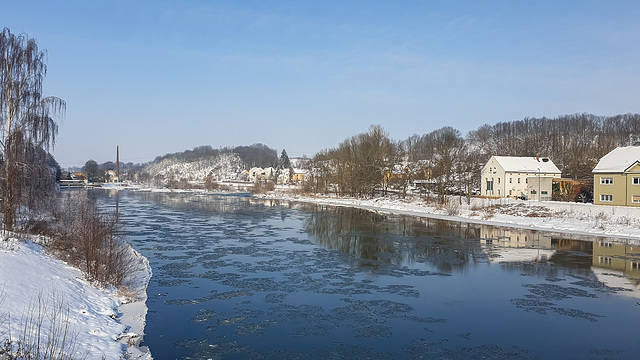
left=486, top=180, right=494, bottom=191
left=633, top=177, right=640, bottom=185
left=632, top=195, right=640, bottom=203
left=517, top=178, right=520, bottom=184
left=599, top=256, right=612, bottom=265
left=600, top=194, right=613, bottom=202
left=541, top=191, right=548, bottom=195
left=632, top=262, right=640, bottom=270
left=509, top=178, right=512, bottom=183
left=601, top=177, right=613, bottom=185
left=598, top=241, right=613, bottom=248
left=498, top=178, right=500, bottom=183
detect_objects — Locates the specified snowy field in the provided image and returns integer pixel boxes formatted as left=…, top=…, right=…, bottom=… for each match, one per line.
left=0, top=236, right=151, bottom=359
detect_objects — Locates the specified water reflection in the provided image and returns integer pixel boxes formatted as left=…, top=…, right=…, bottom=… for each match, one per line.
left=86, top=190, right=640, bottom=359
left=301, top=204, right=487, bottom=273
left=120, top=191, right=640, bottom=291
left=480, top=225, right=556, bottom=262
left=591, top=241, right=640, bottom=298
left=592, top=240, right=640, bottom=282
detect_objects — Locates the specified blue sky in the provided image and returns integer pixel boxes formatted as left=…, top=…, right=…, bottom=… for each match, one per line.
left=3, top=1, right=639, bottom=167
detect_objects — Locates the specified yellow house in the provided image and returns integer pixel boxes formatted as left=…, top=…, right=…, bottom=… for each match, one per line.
left=592, top=146, right=640, bottom=206
left=291, top=168, right=309, bottom=183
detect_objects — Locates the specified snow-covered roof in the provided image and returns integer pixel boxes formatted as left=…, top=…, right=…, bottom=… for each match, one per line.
left=488, top=247, right=556, bottom=263
left=491, top=156, right=561, bottom=174
left=591, top=267, right=640, bottom=295
left=592, top=146, right=640, bottom=173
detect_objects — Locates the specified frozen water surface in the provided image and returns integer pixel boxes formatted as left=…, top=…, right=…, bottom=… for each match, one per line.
left=93, top=191, right=640, bottom=360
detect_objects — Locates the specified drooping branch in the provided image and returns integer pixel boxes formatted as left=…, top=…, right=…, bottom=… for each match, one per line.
left=0, top=27, right=64, bottom=231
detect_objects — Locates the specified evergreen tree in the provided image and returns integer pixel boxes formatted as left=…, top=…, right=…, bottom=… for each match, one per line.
left=280, top=149, right=291, bottom=169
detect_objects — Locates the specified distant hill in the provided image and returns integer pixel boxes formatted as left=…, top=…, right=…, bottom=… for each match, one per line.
left=140, top=143, right=278, bottom=183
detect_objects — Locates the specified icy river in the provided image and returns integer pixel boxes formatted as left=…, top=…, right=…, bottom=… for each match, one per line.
left=94, top=190, right=640, bottom=359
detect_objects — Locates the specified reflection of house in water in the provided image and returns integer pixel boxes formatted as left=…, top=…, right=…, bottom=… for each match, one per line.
left=591, top=240, right=640, bottom=289
left=480, top=226, right=555, bottom=262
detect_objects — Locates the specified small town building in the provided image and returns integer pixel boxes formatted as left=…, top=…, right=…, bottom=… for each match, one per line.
left=481, top=156, right=561, bottom=200
left=592, top=146, right=640, bottom=207
left=105, top=169, right=119, bottom=183
left=277, top=168, right=309, bottom=184
left=71, top=172, right=88, bottom=182
left=291, top=168, right=309, bottom=183
left=248, top=167, right=266, bottom=182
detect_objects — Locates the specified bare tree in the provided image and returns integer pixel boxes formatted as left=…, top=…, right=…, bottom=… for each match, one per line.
left=0, top=28, right=64, bottom=231
left=424, top=127, right=465, bottom=203
left=309, top=125, right=401, bottom=198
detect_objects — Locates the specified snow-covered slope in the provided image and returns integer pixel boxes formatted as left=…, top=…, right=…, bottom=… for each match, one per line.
left=0, top=238, right=151, bottom=359
left=142, top=152, right=245, bottom=182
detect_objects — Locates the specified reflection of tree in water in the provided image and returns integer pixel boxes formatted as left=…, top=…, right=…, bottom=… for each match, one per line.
left=549, top=239, right=593, bottom=270
left=303, top=204, right=486, bottom=271
left=303, top=206, right=396, bottom=262
left=121, top=191, right=256, bottom=215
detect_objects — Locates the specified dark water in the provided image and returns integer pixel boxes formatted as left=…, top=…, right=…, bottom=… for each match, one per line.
left=94, top=190, right=640, bottom=360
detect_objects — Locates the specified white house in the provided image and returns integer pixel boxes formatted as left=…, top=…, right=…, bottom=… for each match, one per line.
left=249, top=167, right=277, bottom=182
left=481, top=156, right=561, bottom=200
left=248, top=167, right=266, bottom=182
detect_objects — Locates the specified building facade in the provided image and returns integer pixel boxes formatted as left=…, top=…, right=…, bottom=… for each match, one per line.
left=481, top=156, right=561, bottom=200
left=592, top=146, right=640, bottom=207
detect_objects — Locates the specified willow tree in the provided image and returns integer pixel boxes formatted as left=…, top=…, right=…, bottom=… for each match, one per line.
left=0, top=28, right=64, bottom=231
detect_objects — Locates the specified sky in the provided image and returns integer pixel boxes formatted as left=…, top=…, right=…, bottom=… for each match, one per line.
left=2, top=0, right=640, bottom=168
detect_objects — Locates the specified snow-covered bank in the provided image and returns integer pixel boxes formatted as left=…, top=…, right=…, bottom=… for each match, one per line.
left=0, top=237, right=152, bottom=359
left=258, top=190, right=640, bottom=241
left=118, top=247, right=152, bottom=360
left=115, top=183, right=640, bottom=240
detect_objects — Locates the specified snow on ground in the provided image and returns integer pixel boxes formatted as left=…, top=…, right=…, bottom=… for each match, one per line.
left=0, top=236, right=151, bottom=359
left=259, top=187, right=640, bottom=241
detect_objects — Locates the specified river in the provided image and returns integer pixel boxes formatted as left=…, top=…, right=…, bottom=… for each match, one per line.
left=94, top=190, right=640, bottom=359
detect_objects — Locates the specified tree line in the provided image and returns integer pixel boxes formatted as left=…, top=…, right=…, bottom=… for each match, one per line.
left=305, top=114, right=640, bottom=202
left=152, top=143, right=279, bottom=169
left=75, top=159, right=144, bottom=183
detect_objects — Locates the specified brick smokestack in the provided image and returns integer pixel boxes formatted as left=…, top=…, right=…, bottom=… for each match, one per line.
left=116, top=145, right=120, bottom=180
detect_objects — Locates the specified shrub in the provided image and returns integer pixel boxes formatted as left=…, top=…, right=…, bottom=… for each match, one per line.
left=445, top=199, right=460, bottom=216
left=49, top=193, right=138, bottom=288
left=251, top=181, right=275, bottom=194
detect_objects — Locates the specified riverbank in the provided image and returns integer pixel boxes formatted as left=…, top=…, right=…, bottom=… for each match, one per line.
left=256, top=187, right=640, bottom=241
left=126, top=183, right=640, bottom=240
left=0, top=235, right=152, bottom=359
